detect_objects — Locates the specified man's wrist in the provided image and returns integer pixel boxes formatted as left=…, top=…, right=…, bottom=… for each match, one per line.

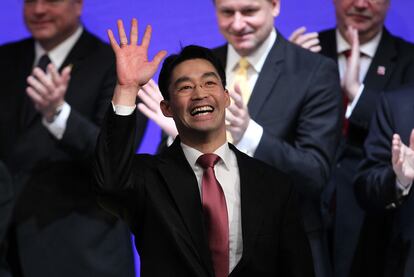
left=112, top=84, right=139, bottom=106
left=45, top=103, right=64, bottom=123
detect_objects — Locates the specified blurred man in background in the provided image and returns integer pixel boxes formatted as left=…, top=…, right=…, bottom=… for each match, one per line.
left=290, top=0, right=414, bottom=276
left=0, top=0, right=147, bottom=275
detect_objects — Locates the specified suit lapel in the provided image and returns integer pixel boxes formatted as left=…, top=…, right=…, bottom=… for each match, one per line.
left=319, top=29, right=338, bottom=61
left=248, top=33, right=285, bottom=118
left=19, top=40, right=38, bottom=129
left=158, top=139, right=213, bottom=275
left=363, top=29, right=397, bottom=91
left=213, top=44, right=228, bottom=69
left=229, top=145, right=268, bottom=272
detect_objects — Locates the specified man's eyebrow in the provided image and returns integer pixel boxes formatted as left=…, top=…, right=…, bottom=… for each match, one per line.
left=173, top=76, right=191, bottom=87
left=201, top=72, right=220, bottom=80
left=173, top=72, right=219, bottom=87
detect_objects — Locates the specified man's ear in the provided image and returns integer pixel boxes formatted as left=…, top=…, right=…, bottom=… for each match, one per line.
left=224, top=89, right=231, bottom=108
left=160, top=100, right=173, bottom=117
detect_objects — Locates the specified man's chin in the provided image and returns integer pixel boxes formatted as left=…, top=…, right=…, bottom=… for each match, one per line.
left=232, top=42, right=255, bottom=56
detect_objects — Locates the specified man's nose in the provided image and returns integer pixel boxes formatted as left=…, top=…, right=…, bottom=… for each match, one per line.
left=192, top=84, right=209, bottom=99
left=27, top=0, right=48, bottom=14
left=353, top=0, right=370, bottom=9
left=231, top=12, right=247, bottom=32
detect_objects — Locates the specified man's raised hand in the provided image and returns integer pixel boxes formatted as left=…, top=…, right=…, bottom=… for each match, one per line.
left=108, top=19, right=167, bottom=106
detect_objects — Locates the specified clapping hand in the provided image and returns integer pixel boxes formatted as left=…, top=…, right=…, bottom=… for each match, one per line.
left=289, top=26, right=321, bottom=53
left=226, top=84, right=250, bottom=144
left=137, top=79, right=178, bottom=137
left=392, top=130, right=414, bottom=188
left=26, top=63, right=71, bottom=122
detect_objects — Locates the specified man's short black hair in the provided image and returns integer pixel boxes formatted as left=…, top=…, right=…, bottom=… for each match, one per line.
left=158, top=45, right=226, bottom=101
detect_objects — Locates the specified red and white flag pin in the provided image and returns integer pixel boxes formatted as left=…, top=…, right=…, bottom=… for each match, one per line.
left=377, top=66, right=386, bottom=76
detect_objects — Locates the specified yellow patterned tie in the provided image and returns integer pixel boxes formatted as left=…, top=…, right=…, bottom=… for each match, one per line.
left=233, top=57, right=251, bottom=103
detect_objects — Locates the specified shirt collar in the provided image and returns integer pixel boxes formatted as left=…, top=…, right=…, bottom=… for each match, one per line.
left=181, top=141, right=233, bottom=171
left=35, top=26, right=83, bottom=69
left=336, top=28, right=382, bottom=58
left=227, top=28, right=277, bottom=73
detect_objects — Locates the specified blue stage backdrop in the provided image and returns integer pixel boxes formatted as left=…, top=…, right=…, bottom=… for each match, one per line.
left=2, top=0, right=414, bottom=275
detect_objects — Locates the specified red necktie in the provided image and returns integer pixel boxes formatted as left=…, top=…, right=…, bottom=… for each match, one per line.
left=197, top=154, right=229, bottom=277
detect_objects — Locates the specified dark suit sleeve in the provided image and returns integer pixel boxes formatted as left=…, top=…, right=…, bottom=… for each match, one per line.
left=279, top=184, right=315, bottom=277
left=255, top=58, right=342, bottom=198
left=354, top=93, right=398, bottom=212
left=0, top=161, right=13, bottom=243
left=93, top=108, right=145, bottom=223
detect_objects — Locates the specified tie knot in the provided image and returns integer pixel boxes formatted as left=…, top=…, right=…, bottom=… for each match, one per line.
left=197, top=154, right=220, bottom=169
left=37, top=54, right=51, bottom=72
left=342, top=50, right=351, bottom=59
left=238, top=57, right=249, bottom=70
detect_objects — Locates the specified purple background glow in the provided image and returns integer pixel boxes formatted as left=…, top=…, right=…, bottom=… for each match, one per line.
left=2, top=0, right=414, bottom=275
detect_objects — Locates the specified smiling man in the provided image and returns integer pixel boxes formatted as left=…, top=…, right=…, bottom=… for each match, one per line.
left=94, top=19, right=314, bottom=277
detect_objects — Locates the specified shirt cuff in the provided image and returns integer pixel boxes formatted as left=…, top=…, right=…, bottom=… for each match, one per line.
left=396, top=178, right=413, bottom=198
left=42, top=102, right=71, bottom=140
left=111, top=102, right=136, bottom=116
left=345, top=84, right=364, bottom=119
left=167, top=136, right=174, bottom=147
left=235, top=119, right=263, bottom=157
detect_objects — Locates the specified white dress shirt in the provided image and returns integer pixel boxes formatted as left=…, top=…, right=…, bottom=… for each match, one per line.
left=225, top=29, right=277, bottom=157
left=36, top=26, right=83, bottom=139
left=335, top=29, right=382, bottom=118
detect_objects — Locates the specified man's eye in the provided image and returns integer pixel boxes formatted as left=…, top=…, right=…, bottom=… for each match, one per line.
left=220, top=9, right=234, bottom=17
left=242, top=8, right=258, bottom=16
left=178, top=85, right=193, bottom=92
left=205, top=81, right=217, bottom=87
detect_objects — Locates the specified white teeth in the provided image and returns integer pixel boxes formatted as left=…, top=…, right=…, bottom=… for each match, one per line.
left=191, top=106, right=213, bottom=115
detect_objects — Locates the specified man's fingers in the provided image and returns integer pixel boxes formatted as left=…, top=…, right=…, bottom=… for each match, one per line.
left=288, top=26, right=306, bottom=42
left=141, top=25, right=152, bottom=49
left=137, top=102, right=158, bottom=120
left=152, top=50, right=168, bottom=69
left=61, top=65, right=72, bottom=83
left=230, top=86, right=244, bottom=108
left=107, top=29, right=120, bottom=51
left=227, top=103, right=241, bottom=117
left=26, top=87, right=46, bottom=106
left=27, top=75, right=48, bottom=97
left=130, top=18, right=138, bottom=45
left=301, top=38, right=320, bottom=49
left=296, top=32, right=319, bottom=45
left=141, top=83, right=163, bottom=102
left=310, top=45, right=322, bottom=53
left=409, top=129, right=414, bottom=150
left=117, top=19, right=128, bottom=46
left=138, top=89, right=161, bottom=111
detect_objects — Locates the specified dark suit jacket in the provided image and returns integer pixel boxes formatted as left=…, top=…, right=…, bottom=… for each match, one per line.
left=354, top=85, right=414, bottom=277
left=0, top=161, right=13, bottom=277
left=94, top=108, right=315, bottom=277
left=0, top=30, right=147, bottom=277
left=213, top=33, right=342, bottom=235
left=319, top=27, right=414, bottom=277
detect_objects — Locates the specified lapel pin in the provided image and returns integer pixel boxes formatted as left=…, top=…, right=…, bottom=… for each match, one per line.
left=377, top=66, right=386, bottom=76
